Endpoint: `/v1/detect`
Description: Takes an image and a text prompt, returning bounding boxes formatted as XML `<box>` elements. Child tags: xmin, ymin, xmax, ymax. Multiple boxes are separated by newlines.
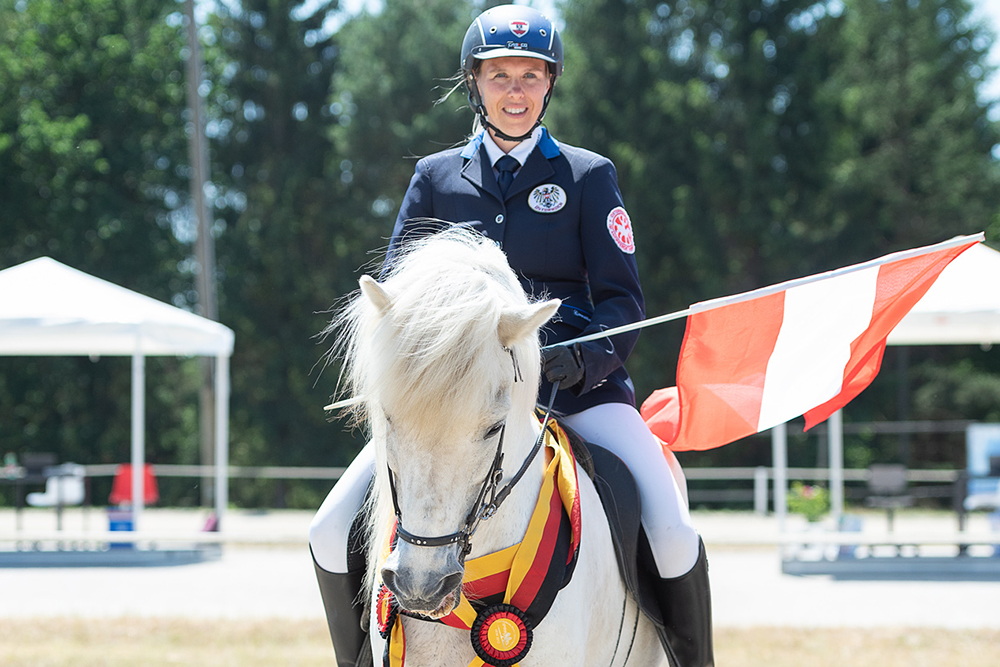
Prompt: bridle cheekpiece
<box><xmin>386</xmin><ymin>346</ymin><xmax>559</xmax><ymax>558</ymax></box>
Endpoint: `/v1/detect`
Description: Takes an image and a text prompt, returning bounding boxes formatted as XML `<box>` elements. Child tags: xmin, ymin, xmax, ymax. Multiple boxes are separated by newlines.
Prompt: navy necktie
<box><xmin>495</xmin><ymin>155</ymin><xmax>520</xmax><ymax>198</ymax></box>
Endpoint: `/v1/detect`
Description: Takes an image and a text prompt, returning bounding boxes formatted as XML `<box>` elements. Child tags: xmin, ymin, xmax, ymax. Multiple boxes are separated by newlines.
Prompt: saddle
<box><xmin>558</xmin><ymin>422</ymin><xmax>665</xmax><ymax>629</ymax></box>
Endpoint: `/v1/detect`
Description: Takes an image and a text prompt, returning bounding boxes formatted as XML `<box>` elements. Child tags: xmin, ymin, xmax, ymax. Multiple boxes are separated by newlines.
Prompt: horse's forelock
<box><xmin>337</xmin><ymin>230</ymin><xmax>547</xmax><ymax>599</ymax></box>
<box><xmin>345</xmin><ymin>231</ymin><xmax>540</xmax><ymax>435</ymax></box>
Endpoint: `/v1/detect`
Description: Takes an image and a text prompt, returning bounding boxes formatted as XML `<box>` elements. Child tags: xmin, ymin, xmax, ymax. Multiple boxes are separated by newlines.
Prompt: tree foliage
<box><xmin>0</xmin><ymin>0</ymin><xmax>200</xmax><ymax>503</ymax></box>
<box><xmin>205</xmin><ymin>0</ymin><xmax>350</xmax><ymax>477</ymax></box>
<box><xmin>1</xmin><ymin>0</ymin><xmax>998</xmax><ymax>506</ymax></box>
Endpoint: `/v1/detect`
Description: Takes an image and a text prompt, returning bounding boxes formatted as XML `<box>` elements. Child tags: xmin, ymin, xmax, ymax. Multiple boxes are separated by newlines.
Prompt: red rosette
<box><xmin>376</xmin><ymin>584</ymin><xmax>398</xmax><ymax>639</ymax></box>
<box><xmin>470</xmin><ymin>603</ymin><xmax>532</xmax><ymax>667</ymax></box>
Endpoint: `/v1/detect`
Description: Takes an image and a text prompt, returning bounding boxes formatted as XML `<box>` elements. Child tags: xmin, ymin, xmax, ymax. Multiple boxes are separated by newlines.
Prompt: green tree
<box><xmin>554</xmin><ymin>0</ymin><xmax>848</xmax><ymax>424</ymax></box>
<box><xmin>324</xmin><ymin>0</ymin><xmax>480</xmax><ymax>261</ymax></box>
<box><xmin>556</xmin><ymin>0</ymin><xmax>1000</xmax><ymax>472</ymax></box>
<box><xmin>200</xmin><ymin>0</ymin><xmax>360</xmax><ymax>507</ymax></box>
<box><xmin>0</xmin><ymin>0</ymin><xmax>201</xmax><ymax>501</ymax></box>
<box><xmin>821</xmin><ymin>0</ymin><xmax>1000</xmax><ymax>469</ymax></box>
<box><xmin>823</xmin><ymin>0</ymin><xmax>1000</xmax><ymax>260</ymax></box>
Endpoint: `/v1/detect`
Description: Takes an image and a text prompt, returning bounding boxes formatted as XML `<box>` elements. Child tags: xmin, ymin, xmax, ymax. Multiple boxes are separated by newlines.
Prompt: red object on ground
<box><xmin>108</xmin><ymin>463</ymin><xmax>160</xmax><ymax>505</ymax></box>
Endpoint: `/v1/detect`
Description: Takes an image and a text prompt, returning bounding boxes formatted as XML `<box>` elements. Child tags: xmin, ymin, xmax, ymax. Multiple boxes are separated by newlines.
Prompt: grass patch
<box><xmin>0</xmin><ymin>619</ymin><xmax>997</xmax><ymax>666</ymax></box>
<box><xmin>716</xmin><ymin>627</ymin><xmax>1000</xmax><ymax>667</ymax></box>
<box><xmin>0</xmin><ymin>617</ymin><xmax>332</xmax><ymax>667</ymax></box>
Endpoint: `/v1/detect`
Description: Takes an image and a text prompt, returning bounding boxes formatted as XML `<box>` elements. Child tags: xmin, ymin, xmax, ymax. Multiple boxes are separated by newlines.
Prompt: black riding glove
<box><xmin>541</xmin><ymin>344</ymin><xmax>585</xmax><ymax>389</ymax></box>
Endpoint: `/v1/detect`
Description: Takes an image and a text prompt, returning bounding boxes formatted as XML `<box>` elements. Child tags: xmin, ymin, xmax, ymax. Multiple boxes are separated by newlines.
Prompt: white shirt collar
<box><xmin>482</xmin><ymin>126</ymin><xmax>543</xmax><ymax>171</ymax></box>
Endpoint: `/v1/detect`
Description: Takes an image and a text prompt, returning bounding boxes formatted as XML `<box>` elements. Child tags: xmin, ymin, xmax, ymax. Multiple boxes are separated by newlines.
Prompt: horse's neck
<box><xmin>467</xmin><ymin>417</ymin><xmax>546</xmax><ymax>558</ymax></box>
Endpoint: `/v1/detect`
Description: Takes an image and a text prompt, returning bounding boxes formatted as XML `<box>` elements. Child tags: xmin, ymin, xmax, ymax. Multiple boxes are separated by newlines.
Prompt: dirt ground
<box><xmin>1</xmin><ymin>618</ymin><xmax>997</xmax><ymax>667</ymax></box>
<box><xmin>3</xmin><ymin>509</ymin><xmax>999</xmax><ymax>664</ymax></box>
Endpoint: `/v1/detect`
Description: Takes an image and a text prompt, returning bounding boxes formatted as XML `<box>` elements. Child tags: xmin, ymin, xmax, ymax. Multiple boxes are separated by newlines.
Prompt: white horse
<box><xmin>334</xmin><ymin>229</ymin><xmax>665</xmax><ymax>667</ymax></box>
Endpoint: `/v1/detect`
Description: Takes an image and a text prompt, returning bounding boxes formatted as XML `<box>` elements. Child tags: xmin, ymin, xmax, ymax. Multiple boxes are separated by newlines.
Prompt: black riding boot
<box><xmin>312</xmin><ymin>548</ymin><xmax>367</xmax><ymax>667</ymax></box>
<box><xmin>653</xmin><ymin>538</ymin><xmax>714</xmax><ymax>667</ymax></box>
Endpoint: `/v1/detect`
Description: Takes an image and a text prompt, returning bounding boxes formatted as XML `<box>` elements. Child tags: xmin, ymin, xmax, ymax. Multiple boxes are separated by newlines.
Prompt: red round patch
<box><xmin>470</xmin><ymin>604</ymin><xmax>532</xmax><ymax>667</ymax></box>
<box><xmin>606</xmin><ymin>206</ymin><xmax>635</xmax><ymax>254</ymax></box>
<box><xmin>376</xmin><ymin>585</ymin><xmax>398</xmax><ymax>639</ymax></box>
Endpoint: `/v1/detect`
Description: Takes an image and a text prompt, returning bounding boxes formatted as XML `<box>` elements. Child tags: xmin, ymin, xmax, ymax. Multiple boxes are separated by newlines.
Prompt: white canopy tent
<box><xmin>886</xmin><ymin>242</ymin><xmax>1000</xmax><ymax>346</ymax></box>
<box><xmin>772</xmin><ymin>242</ymin><xmax>1000</xmax><ymax>527</ymax></box>
<box><xmin>0</xmin><ymin>257</ymin><xmax>234</xmax><ymax>530</ymax></box>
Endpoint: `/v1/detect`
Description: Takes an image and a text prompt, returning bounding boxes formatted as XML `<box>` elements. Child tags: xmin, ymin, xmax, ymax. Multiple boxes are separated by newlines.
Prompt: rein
<box><xmin>386</xmin><ymin>348</ymin><xmax>560</xmax><ymax>558</ymax></box>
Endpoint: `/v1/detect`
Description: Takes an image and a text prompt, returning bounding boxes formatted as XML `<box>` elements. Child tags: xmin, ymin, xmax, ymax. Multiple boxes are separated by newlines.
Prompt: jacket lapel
<box><xmin>461</xmin><ymin>144</ymin><xmax>503</xmax><ymax>203</ymax></box>
<box><xmin>506</xmin><ymin>146</ymin><xmax>555</xmax><ymax>201</ymax></box>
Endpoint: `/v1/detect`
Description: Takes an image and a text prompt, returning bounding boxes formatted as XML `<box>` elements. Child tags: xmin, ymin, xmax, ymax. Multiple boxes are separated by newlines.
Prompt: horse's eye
<box><xmin>485</xmin><ymin>421</ymin><xmax>505</xmax><ymax>440</ymax></box>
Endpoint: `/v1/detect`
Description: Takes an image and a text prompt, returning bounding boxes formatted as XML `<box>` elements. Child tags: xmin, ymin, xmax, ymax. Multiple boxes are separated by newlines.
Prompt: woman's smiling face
<box><xmin>477</xmin><ymin>56</ymin><xmax>551</xmax><ymax>149</ymax></box>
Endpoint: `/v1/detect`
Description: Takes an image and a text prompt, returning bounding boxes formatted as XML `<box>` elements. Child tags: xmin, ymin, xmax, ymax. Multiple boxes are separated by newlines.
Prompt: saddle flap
<box><xmin>574</xmin><ymin>439</ymin><xmax>664</xmax><ymax>628</ymax></box>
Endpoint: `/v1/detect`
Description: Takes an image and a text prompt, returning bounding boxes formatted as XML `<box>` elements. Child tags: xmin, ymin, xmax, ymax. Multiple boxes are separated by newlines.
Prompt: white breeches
<box><xmin>309</xmin><ymin>403</ymin><xmax>700</xmax><ymax>579</ymax></box>
<box><xmin>560</xmin><ymin>402</ymin><xmax>700</xmax><ymax>578</ymax></box>
<box><xmin>309</xmin><ymin>441</ymin><xmax>376</xmax><ymax>574</ymax></box>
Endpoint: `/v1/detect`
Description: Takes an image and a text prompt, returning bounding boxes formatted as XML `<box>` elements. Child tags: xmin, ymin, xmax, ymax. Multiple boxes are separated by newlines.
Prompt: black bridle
<box><xmin>386</xmin><ymin>347</ymin><xmax>560</xmax><ymax>558</ymax></box>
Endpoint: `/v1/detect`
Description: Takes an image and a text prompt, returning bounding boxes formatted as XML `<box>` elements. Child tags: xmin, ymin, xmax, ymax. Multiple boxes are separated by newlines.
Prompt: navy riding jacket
<box><xmin>387</xmin><ymin>129</ymin><xmax>645</xmax><ymax>415</ymax></box>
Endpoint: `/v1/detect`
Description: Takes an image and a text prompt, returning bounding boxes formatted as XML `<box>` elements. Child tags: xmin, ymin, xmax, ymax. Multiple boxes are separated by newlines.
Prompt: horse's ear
<box><xmin>498</xmin><ymin>299</ymin><xmax>560</xmax><ymax>347</ymax></box>
<box><xmin>359</xmin><ymin>275</ymin><xmax>392</xmax><ymax>314</ymax></box>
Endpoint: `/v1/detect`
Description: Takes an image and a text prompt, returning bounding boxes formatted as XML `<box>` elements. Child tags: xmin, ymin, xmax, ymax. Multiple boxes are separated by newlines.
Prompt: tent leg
<box><xmin>214</xmin><ymin>355</ymin><xmax>230</xmax><ymax>530</ymax></box>
<box><xmin>131</xmin><ymin>353</ymin><xmax>146</xmax><ymax>531</ymax></box>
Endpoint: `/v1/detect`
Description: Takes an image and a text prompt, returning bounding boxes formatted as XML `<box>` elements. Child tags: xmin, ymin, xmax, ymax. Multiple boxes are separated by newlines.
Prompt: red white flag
<box><xmin>641</xmin><ymin>234</ymin><xmax>983</xmax><ymax>452</ymax></box>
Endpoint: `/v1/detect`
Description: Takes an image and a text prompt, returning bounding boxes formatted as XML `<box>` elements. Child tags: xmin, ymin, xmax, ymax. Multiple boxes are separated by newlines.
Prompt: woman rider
<box><xmin>309</xmin><ymin>5</ymin><xmax>713</xmax><ymax>667</ymax></box>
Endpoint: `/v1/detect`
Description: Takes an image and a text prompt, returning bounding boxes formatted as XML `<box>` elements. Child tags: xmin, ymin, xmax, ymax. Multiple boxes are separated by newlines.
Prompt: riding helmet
<box><xmin>460</xmin><ymin>5</ymin><xmax>563</xmax><ymax>141</ymax></box>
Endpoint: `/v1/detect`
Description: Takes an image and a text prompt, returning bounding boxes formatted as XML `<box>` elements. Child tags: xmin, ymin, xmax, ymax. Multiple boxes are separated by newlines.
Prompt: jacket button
<box><xmin>495</xmin><ymin>214</ymin><xmax>504</xmax><ymax>224</ymax></box>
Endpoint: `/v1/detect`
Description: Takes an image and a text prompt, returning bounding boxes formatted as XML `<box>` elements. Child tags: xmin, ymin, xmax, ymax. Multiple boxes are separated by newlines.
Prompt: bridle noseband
<box><xmin>386</xmin><ymin>347</ymin><xmax>559</xmax><ymax>558</ymax></box>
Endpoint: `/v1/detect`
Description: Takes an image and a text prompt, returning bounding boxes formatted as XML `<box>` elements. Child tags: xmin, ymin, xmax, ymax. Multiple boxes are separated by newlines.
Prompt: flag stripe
<box><xmin>802</xmin><ymin>240</ymin><xmax>974</xmax><ymax>429</ymax></box>
<box><xmin>757</xmin><ymin>267</ymin><xmax>878</xmax><ymax>431</ymax></box>
<box><xmin>687</xmin><ymin>233</ymin><xmax>984</xmax><ymax>314</ymax></box>
<box><xmin>673</xmin><ymin>291</ymin><xmax>784</xmax><ymax>450</ymax></box>
<box><xmin>660</xmin><ymin>236</ymin><xmax>983</xmax><ymax>452</ymax></box>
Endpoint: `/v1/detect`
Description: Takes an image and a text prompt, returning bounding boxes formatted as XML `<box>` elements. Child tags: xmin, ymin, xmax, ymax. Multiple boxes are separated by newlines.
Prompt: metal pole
<box><xmin>558</xmin><ymin>233</ymin><xmax>983</xmax><ymax>348</ymax></box>
<box><xmin>829</xmin><ymin>409</ymin><xmax>844</xmax><ymax>522</ymax></box>
<box><xmin>754</xmin><ymin>466</ymin><xmax>769</xmax><ymax>516</ymax></box>
<box><xmin>214</xmin><ymin>354</ymin><xmax>230</xmax><ymax>530</ymax></box>
<box><xmin>772</xmin><ymin>423</ymin><xmax>788</xmax><ymax>532</ymax></box>
<box><xmin>131</xmin><ymin>352</ymin><xmax>146</xmax><ymax>531</ymax></box>
<box><xmin>185</xmin><ymin>0</ymin><xmax>215</xmax><ymax>321</ymax></box>
<box><xmin>185</xmin><ymin>0</ymin><xmax>218</xmax><ymax>507</ymax></box>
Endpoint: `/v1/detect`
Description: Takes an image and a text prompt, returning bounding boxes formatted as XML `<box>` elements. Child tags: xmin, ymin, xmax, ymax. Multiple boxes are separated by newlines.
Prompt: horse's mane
<box><xmin>332</xmin><ymin>227</ymin><xmax>541</xmax><ymax>438</ymax></box>
<box><xmin>326</xmin><ymin>227</ymin><xmax>550</xmax><ymax>604</ymax></box>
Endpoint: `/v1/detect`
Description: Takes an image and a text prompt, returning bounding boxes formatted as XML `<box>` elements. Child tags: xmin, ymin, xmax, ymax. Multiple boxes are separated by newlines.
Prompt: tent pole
<box><xmin>829</xmin><ymin>409</ymin><xmax>844</xmax><ymax>522</ymax></box>
<box><xmin>214</xmin><ymin>354</ymin><xmax>230</xmax><ymax>530</ymax></box>
<box><xmin>131</xmin><ymin>352</ymin><xmax>146</xmax><ymax>530</ymax></box>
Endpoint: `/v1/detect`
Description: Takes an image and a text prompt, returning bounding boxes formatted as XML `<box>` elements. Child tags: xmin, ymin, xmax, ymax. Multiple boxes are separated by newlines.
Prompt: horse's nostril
<box><xmin>436</xmin><ymin>571</ymin><xmax>464</xmax><ymax>600</ymax></box>
<box><xmin>381</xmin><ymin>567</ymin><xmax>407</xmax><ymax>600</ymax></box>
<box><xmin>382</xmin><ymin>565</ymin><xmax>465</xmax><ymax>614</ymax></box>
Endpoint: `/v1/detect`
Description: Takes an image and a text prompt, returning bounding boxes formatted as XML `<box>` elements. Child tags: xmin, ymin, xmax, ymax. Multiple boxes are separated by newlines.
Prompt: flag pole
<box><xmin>325</xmin><ymin>233</ymin><xmax>984</xmax><ymax>411</ymax></box>
<box><xmin>555</xmin><ymin>233</ymin><xmax>984</xmax><ymax>348</ymax></box>
<box><xmin>551</xmin><ymin>306</ymin><xmax>695</xmax><ymax>346</ymax></box>
<box><xmin>685</xmin><ymin>233</ymin><xmax>984</xmax><ymax>315</ymax></box>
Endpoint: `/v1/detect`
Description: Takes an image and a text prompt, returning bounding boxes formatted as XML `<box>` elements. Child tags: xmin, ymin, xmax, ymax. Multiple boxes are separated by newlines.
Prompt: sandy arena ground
<box><xmin>1</xmin><ymin>507</ymin><xmax>998</xmax><ymax>628</ymax></box>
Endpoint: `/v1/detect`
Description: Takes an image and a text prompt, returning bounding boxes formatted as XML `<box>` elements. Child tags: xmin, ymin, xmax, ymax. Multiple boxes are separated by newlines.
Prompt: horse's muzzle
<box><xmin>381</xmin><ymin>547</ymin><xmax>465</xmax><ymax>618</ymax></box>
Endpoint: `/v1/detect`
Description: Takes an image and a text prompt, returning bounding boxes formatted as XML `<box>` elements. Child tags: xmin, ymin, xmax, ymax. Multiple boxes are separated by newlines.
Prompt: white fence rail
<box><xmin>75</xmin><ymin>463</ymin><xmax>963</xmax><ymax>516</ymax></box>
